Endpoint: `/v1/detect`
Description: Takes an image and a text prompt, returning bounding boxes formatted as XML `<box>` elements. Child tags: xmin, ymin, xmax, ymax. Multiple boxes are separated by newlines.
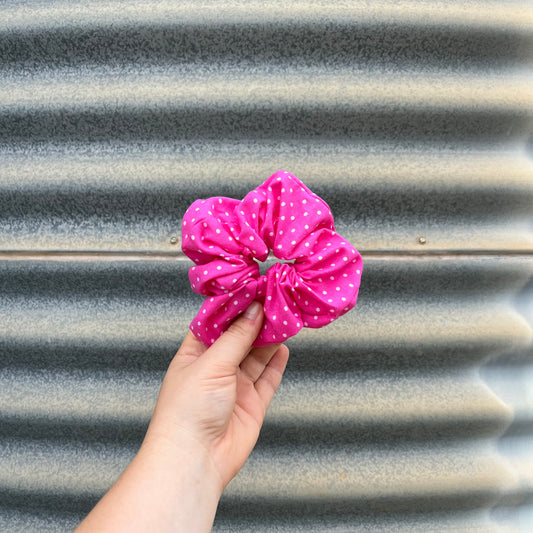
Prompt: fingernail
<box><xmin>243</xmin><ymin>301</ymin><xmax>262</xmax><ymax>320</ymax></box>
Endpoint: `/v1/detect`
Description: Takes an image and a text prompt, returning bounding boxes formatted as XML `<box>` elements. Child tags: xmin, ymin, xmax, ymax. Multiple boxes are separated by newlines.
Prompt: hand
<box><xmin>144</xmin><ymin>300</ymin><xmax>290</xmax><ymax>492</ymax></box>
<box><xmin>75</xmin><ymin>301</ymin><xmax>289</xmax><ymax>533</ymax></box>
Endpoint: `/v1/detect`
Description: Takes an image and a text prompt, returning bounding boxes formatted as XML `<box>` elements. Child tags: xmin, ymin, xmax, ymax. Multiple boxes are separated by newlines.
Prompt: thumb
<box><xmin>203</xmin><ymin>301</ymin><xmax>264</xmax><ymax>370</ymax></box>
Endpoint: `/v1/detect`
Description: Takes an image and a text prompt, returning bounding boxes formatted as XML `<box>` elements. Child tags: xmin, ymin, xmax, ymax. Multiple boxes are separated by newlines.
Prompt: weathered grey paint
<box><xmin>0</xmin><ymin>1</ymin><xmax>532</xmax><ymax>531</ymax></box>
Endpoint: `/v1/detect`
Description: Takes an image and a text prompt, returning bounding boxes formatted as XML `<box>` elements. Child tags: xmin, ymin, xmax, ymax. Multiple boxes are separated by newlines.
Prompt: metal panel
<box><xmin>1</xmin><ymin>1</ymin><xmax>532</xmax><ymax>531</ymax></box>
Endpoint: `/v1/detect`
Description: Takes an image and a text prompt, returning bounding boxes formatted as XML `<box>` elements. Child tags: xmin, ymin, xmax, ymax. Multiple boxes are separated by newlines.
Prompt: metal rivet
<box><xmin>418</xmin><ymin>236</ymin><xmax>427</xmax><ymax>245</ymax></box>
<box><xmin>169</xmin><ymin>236</ymin><xmax>178</xmax><ymax>245</ymax></box>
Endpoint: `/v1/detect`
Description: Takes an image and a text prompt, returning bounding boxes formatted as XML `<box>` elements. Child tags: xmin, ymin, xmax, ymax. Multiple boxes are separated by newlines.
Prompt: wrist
<box><xmin>120</xmin><ymin>432</ymin><xmax>222</xmax><ymax>533</ymax></box>
<box><xmin>76</xmin><ymin>429</ymin><xmax>222</xmax><ymax>533</ymax></box>
<box><xmin>141</xmin><ymin>427</ymin><xmax>225</xmax><ymax>499</ymax></box>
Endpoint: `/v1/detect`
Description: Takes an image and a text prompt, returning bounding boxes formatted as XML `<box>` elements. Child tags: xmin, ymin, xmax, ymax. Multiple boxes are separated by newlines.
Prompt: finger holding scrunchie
<box><xmin>182</xmin><ymin>170</ymin><xmax>363</xmax><ymax>346</ymax></box>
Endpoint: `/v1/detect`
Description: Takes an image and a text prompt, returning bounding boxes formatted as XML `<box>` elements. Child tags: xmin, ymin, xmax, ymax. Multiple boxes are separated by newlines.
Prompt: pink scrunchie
<box><xmin>182</xmin><ymin>170</ymin><xmax>363</xmax><ymax>347</ymax></box>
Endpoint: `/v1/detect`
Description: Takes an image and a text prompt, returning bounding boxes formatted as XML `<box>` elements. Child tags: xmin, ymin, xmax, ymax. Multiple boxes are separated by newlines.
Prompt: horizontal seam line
<box><xmin>0</xmin><ymin>250</ymin><xmax>532</xmax><ymax>261</ymax></box>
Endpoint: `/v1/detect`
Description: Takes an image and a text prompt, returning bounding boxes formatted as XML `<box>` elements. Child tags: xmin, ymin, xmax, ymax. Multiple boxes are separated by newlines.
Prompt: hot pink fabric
<box><xmin>182</xmin><ymin>170</ymin><xmax>363</xmax><ymax>346</ymax></box>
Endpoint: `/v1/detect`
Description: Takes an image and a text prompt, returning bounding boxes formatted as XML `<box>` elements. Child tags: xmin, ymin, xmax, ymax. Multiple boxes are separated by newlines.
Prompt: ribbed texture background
<box><xmin>1</xmin><ymin>1</ymin><xmax>532</xmax><ymax>531</ymax></box>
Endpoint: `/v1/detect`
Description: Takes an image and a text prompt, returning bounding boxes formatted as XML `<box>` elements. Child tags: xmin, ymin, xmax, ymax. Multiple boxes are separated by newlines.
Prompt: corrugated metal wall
<box><xmin>1</xmin><ymin>1</ymin><xmax>532</xmax><ymax>531</ymax></box>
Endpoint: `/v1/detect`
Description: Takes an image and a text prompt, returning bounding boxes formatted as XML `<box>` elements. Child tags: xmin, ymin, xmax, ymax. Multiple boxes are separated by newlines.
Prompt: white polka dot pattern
<box><xmin>182</xmin><ymin>170</ymin><xmax>363</xmax><ymax>346</ymax></box>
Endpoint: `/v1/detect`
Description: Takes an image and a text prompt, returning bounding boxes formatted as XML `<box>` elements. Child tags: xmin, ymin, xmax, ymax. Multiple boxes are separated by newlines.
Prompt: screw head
<box><xmin>418</xmin><ymin>236</ymin><xmax>427</xmax><ymax>245</ymax></box>
<box><xmin>169</xmin><ymin>236</ymin><xmax>178</xmax><ymax>245</ymax></box>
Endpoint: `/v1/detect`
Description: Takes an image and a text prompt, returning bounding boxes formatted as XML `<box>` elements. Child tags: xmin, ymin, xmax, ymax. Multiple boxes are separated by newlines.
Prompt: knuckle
<box><xmin>170</xmin><ymin>353</ymin><xmax>197</xmax><ymax>369</ymax></box>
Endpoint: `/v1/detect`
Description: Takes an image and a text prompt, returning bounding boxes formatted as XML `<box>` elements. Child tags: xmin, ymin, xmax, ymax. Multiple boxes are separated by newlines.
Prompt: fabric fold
<box><xmin>182</xmin><ymin>170</ymin><xmax>363</xmax><ymax>347</ymax></box>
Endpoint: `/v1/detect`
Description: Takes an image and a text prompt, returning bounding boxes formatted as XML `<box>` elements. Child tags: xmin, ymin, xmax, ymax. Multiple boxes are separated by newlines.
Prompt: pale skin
<box><xmin>75</xmin><ymin>301</ymin><xmax>289</xmax><ymax>533</ymax></box>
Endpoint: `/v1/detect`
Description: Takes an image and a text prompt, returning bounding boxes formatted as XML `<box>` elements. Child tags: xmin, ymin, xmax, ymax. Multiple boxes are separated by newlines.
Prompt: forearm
<box><xmin>75</xmin><ymin>437</ymin><xmax>221</xmax><ymax>533</ymax></box>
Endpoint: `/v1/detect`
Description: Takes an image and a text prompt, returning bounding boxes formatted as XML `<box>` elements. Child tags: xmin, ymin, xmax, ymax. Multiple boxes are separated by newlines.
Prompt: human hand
<box><xmin>75</xmin><ymin>301</ymin><xmax>288</xmax><ymax>533</ymax></box>
<box><xmin>143</xmin><ymin>300</ymin><xmax>290</xmax><ymax>493</ymax></box>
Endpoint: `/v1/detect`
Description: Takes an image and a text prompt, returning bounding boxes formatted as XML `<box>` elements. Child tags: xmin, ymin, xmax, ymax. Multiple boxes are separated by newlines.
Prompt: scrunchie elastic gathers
<box><xmin>182</xmin><ymin>170</ymin><xmax>363</xmax><ymax>346</ymax></box>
